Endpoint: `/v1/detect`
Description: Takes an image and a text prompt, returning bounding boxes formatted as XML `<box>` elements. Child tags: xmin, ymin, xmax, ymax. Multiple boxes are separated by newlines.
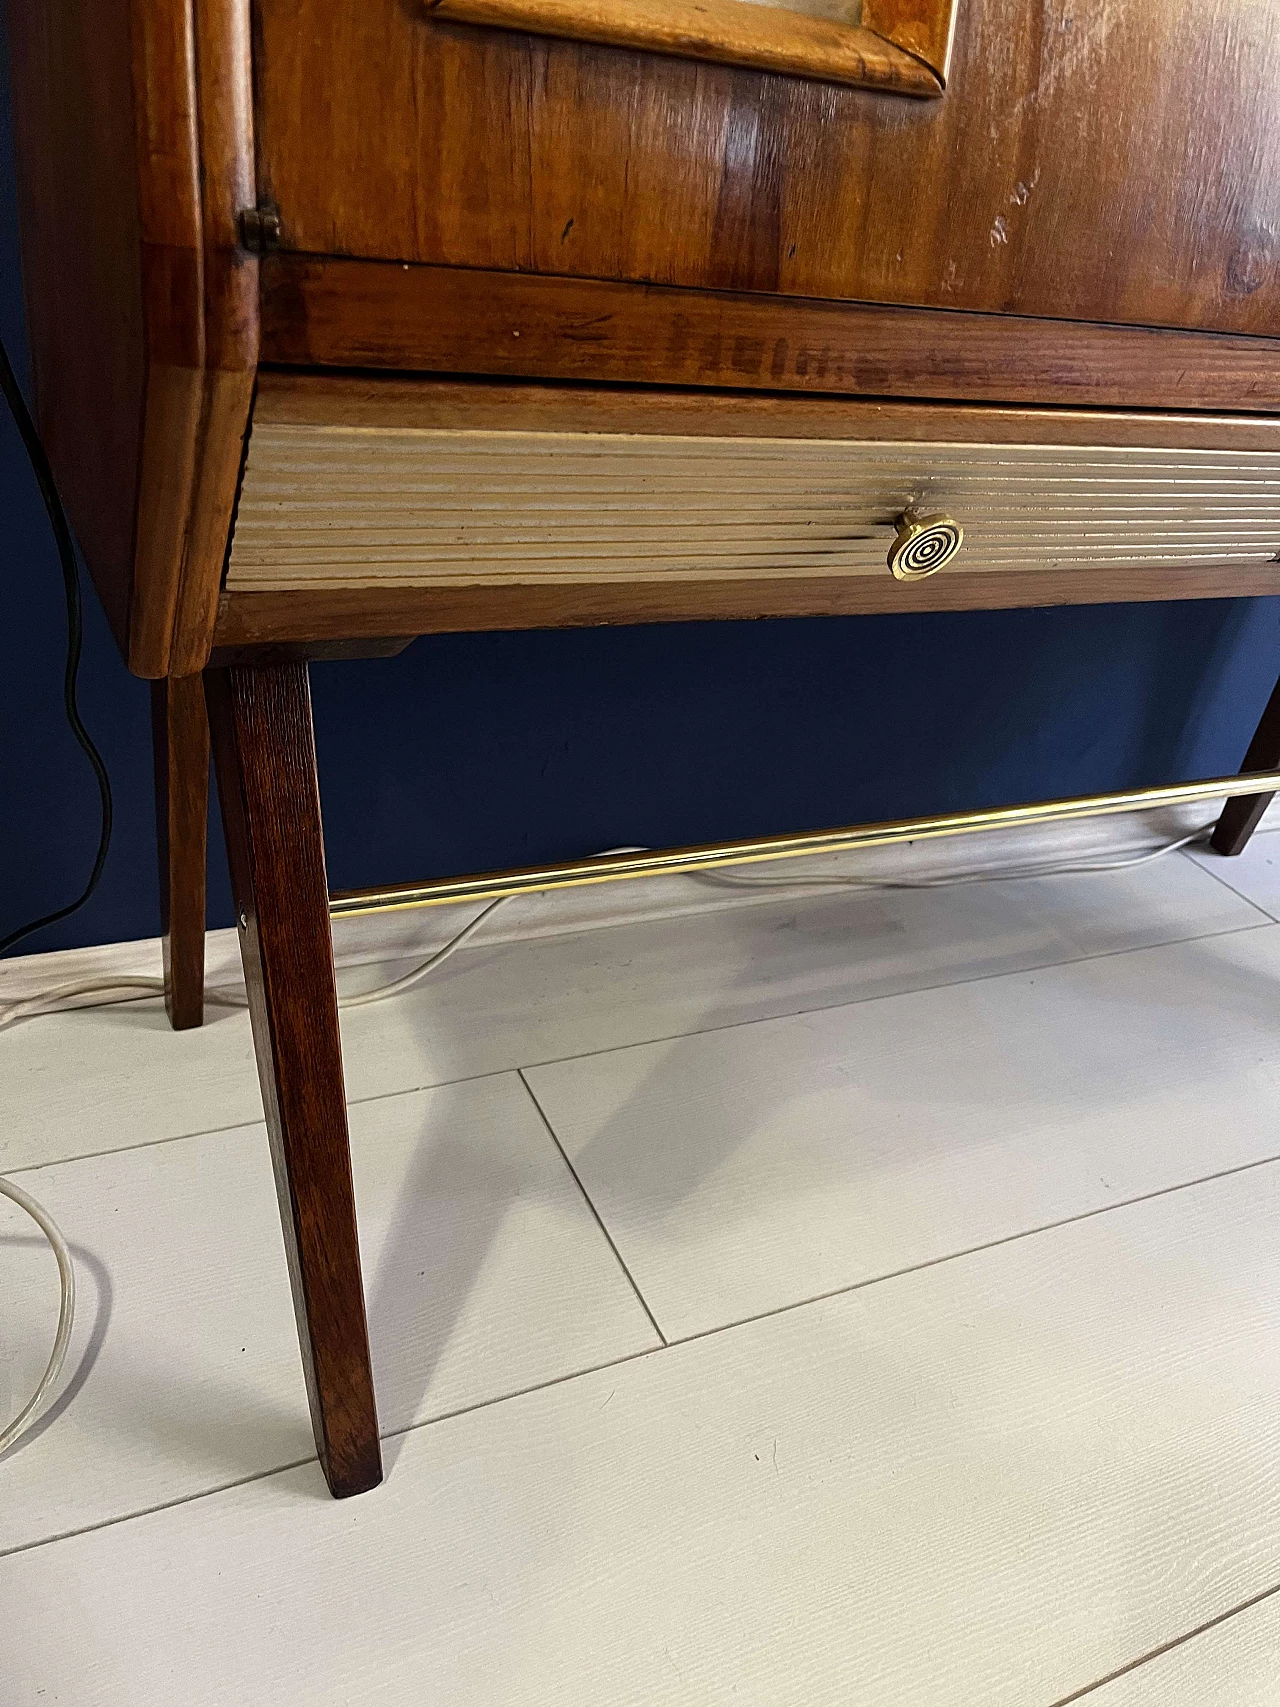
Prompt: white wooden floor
<box><xmin>5</xmin><ymin>809</ymin><xmax>1280</xmax><ymax>1703</ymax></box>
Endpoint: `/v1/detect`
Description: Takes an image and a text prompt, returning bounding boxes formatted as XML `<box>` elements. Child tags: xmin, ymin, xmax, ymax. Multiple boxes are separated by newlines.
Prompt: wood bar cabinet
<box><xmin>9</xmin><ymin>0</ymin><xmax>1280</xmax><ymax>1495</ymax></box>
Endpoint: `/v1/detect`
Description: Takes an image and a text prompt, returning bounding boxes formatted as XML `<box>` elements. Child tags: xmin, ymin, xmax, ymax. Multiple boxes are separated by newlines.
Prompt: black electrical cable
<box><xmin>0</xmin><ymin>331</ymin><xmax>113</xmax><ymax>955</ymax></box>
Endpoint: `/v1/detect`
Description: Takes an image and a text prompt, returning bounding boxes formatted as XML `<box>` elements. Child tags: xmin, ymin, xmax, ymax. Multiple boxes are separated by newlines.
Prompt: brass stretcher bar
<box><xmin>329</xmin><ymin>770</ymin><xmax>1280</xmax><ymax>918</ymax></box>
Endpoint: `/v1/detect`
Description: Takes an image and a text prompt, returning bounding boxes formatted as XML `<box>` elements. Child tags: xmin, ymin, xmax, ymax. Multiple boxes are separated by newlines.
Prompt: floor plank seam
<box><xmin>1177</xmin><ymin>847</ymin><xmax>1280</xmax><ymax>922</ymax></box>
<box><xmin>10</xmin><ymin>1146</ymin><xmax>1280</xmax><ymax>1566</ymax></box>
<box><xmin>0</xmin><ymin>1344</ymin><xmax>667</xmax><ymax>1563</ymax></box>
<box><xmin>661</xmin><ymin>1145</ymin><xmax>1280</xmax><ymax>1351</ymax></box>
<box><xmin>517</xmin><ymin>1068</ymin><xmax>669</xmax><ymax>1346</ymax></box>
<box><xmin>1045</xmin><ymin>1577</ymin><xmax>1280</xmax><ymax>1705</ymax></box>
<box><xmin>6</xmin><ymin>917</ymin><xmax>1273</xmax><ymax>1180</ymax></box>
<box><xmin>377</xmin><ymin>1343</ymin><xmax>666</xmax><ymax>1447</ymax></box>
<box><xmin>0</xmin><ymin>1456</ymin><xmax>317</xmax><ymax>1563</ymax></box>
<box><xmin>496</xmin><ymin>916</ymin><xmax>1276</xmax><ymax>1075</ymax></box>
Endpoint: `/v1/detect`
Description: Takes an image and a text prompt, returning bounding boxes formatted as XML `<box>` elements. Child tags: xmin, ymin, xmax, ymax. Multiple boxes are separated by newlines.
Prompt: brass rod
<box><xmin>328</xmin><ymin>770</ymin><xmax>1280</xmax><ymax>919</ymax></box>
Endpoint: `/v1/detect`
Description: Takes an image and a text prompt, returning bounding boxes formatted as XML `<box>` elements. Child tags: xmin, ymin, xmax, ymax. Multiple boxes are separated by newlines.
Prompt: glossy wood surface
<box><xmin>205</xmin><ymin>662</ymin><xmax>383</xmax><ymax>1498</ymax></box>
<box><xmin>5</xmin><ymin>0</ymin><xmax>256</xmax><ymax>677</ymax></box>
<box><xmin>1211</xmin><ymin>676</ymin><xmax>1280</xmax><ymax>857</ymax></box>
<box><xmin>253</xmin><ymin>0</ymin><xmax>1280</xmax><ymax>333</ymax></box>
<box><xmin>862</xmin><ymin>0</ymin><xmax>957</xmax><ymax>80</ymax></box>
<box><xmin>14</xmin><ymin>0</ymin><xmax>1280</xmax><ymax>680</ymax></box>
<box><xmin>259</xmin><ymin>259</ymin><xmax>1280</xmax><ymax>415</ymax></box>
<box><xmin>167</xmin><ymin>0</ymin><xmax>260</xmax><ymax>676</ymax></box>
<box><xmin>425</xmin><ymin>0</ymin><xmax>941</xmax><ymax>95</ymax></box>
<box><xmin>150</xmin><ymin>675</ymin><xmax>209</xmax><ymax>1030</ymax></box>
<box><xmin>213</xmin><ymin>564</ymin><xmax>1280</xmax><ymax>652</ymax></box>
<box><xmin>255</xmin><ymin>372</ymin><xmax>1280</xmax><ymax>452</ymax></box>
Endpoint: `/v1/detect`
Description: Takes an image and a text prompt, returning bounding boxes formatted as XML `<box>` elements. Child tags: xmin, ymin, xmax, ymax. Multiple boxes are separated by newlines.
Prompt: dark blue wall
<box><xmin>4</xmin><ymin>24</ymin><xmax>1279</xmax><ymax>956</ymax></box>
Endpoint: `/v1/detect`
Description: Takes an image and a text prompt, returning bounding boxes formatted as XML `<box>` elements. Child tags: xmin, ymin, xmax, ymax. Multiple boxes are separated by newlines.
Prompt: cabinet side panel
<box><xmin>127</xmin><ymin>0</ymin><xmax>207</xmax><ymax>676</ymax></box>
<box><xmin>167</xmin><ymin>0</ymin><xmax>259</xmax><ymax>676</ymax></box>
<box><xmin>6</xmin><ymin>0</ymin><xmax>252</xmax><ymax>677</ymax></box>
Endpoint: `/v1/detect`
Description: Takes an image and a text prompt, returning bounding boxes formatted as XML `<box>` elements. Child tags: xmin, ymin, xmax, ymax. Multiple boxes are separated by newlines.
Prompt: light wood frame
<box><xmin>424</xmin><ymin>0</ymin><xmax>958</xmax><ymax>94</ymax></box>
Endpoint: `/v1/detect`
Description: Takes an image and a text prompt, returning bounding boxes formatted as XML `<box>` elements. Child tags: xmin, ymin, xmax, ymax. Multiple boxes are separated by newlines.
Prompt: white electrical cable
<box><xmin>0</xmin><ymin>863</ymin><xmax>621</xmax><ymax>1448</ymax></box>
<box><xmin>336</xmin><ymin>896</ymin><xmax>509</xmax><ymax>1008</ymax></box>
<box><xmin>693</xmin><ymin>826</ymin><xmax>1212</xmax><ymax>894</ymax></box>
<box><xmin>0</xmin><ymin>1174</ymin><xmax>76</xmax><ymax>1458</ymax></box>
<box><xmin>0</xmin><ymin>823</ymin><xmax>1216</xmax><ymax>1452</ymax></box>
<box><xmin>0</xmin><ymin>973</ymin><xmax>167</xmax><ymax>1028</ymax></box>
<box><xmin>333</xmin><ymin>847</ymin><xmax>649</xmax><ymax>1008</ymax></box>
<box><xmin>0</xmin><ymin>828</ymin><xmax>1214</xmax><ymax>1032</ymax></box>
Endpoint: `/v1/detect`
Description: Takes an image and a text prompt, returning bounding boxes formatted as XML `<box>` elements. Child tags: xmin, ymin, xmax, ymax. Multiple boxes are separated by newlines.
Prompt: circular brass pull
<box><xmin>888</xmin><ymin>510</ymin><xmax>964</xmax><ymax>582</ymax></box>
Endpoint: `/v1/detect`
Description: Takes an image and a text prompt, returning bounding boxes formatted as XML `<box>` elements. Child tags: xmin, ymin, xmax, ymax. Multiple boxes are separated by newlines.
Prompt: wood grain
<box><xmin>1083</xmin><ymin>1591</ymin><xmax>1280</xmax><ymax>1705</ymax></box>
<box><xmin>205</xmin><ymin>661</ymin><xmax>383</xmax><ymax>1499</ymax></box>
<box><xmin>6</xmin><ymin>0</ymin><xmax>257</xmax><ymax>678</ymax></box>
<box><xmin>253</xmin><ymin>0</ymin><xmax>1280</xmax><ymax>332</ymax></box>
<box><xmin>863</xmin><ymin>0</ymin><xmax>957</xmax><ymax>80</ymax></box>
<box><xmin>212</xmin><ymin>563</ymin><xmax>1280</xmax><ymax>649</ymax></box>
<box><xmin>167</xmin><ymin>0</ymin><xmax>259</xmax><ymax>676</ymax></box>
<box><xmin>258</xmin><ymin>258</ymin><xmax>1280</xmax><ymax>414</ymax></box>
<box><xmin>255</xmin><ymin>372</ymin><xmax>1280</xmax><ymax>450</ymax></box>
<box><xmin>425</xmin><ymin>0</ymin><xmax>941</xmax><ymax>94</ymax></box>
<box><xmin>150</xmin><ymin>675</ymin><xmax>209</xmax><ymax>1031</ymax></box>
<box><xmin>1210</xmin><ymin>675</ymin><xmax>1280</xmax><ymax>857</ymax></box>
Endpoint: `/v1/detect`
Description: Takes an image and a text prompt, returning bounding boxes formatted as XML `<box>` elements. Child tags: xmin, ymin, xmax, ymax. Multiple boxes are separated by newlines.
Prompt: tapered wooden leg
<box><xmin>205</xmin><ymin>661</ymin><xmax>383</xmax><ymax>1499</ymax></box>
<box><xmin>1211</xmin><ymin>673</ymin><xmax>1280</xmax><ymax>856</ymax></box>
<box><xmin>150</xmin><ymin>675</ymin><xmax>209</xmax><ymax>1030</ymax></box>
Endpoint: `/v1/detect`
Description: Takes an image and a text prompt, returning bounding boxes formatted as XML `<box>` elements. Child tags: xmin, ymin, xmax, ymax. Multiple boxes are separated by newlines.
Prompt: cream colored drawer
<box><xmin>225</xmin><ymin>389</ymin><xmax>1280</xmax><ymax>596</ymax></box>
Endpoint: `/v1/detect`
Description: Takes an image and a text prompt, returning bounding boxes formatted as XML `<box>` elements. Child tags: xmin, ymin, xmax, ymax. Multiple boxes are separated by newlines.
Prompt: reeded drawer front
<box><xmin>226</xmin><ymin>422</ymin><xmax>1280</xmax><ymax>594</ymax></box>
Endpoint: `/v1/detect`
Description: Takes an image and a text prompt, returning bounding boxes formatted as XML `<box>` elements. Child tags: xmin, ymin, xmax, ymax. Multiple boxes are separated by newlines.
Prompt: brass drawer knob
<box><xmin>888</xmin><ymin>510</ymin><xmax>964</xmax><ymax>581</ymax></box>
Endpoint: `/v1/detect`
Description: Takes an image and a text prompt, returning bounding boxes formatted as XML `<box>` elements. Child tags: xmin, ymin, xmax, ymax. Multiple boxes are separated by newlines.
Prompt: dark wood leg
<box><xmin>1211</xmin><ymin>673</ymin><xmax>1280</xmax><ymax>856</ymax></box>
<box><xmin>150</xmin><ymin>675</ymin><xmax>209</xmax><ymax>1030</ymax></box>
<box><xmin>205</xmin><ymin>661</ymin><xmax>383</xmax><ymax>1499</ymax></box>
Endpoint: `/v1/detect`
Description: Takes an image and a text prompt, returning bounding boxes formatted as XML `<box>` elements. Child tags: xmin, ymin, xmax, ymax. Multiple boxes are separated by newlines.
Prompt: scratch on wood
<box><xmin>1011</xmin><ymin>168</ymin><xmax>1041</xmax><ymax>207</ymax></box>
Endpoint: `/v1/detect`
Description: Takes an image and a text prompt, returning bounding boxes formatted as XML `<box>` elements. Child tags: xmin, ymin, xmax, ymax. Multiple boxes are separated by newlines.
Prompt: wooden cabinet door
<box><xmin>252</xmin><ymin>0</ymin><xmax>1280</xmax><ymax>332</ymax></box>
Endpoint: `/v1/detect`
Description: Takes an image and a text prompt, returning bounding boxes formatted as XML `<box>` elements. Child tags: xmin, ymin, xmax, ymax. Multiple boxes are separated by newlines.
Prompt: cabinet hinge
<box><xmin>238</xmin><ymin>205</ymin><xmax>282</xmax><ymax>254</ymax></box>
